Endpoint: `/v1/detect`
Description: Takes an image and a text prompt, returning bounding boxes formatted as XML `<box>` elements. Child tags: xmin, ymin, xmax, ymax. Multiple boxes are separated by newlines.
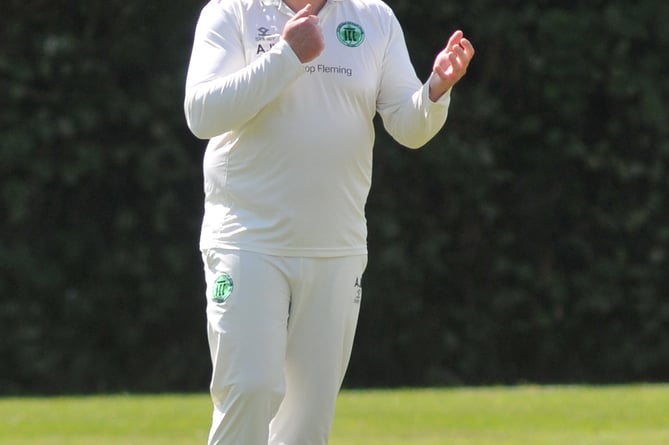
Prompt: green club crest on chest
<box><xmin>336</xmin><ymin>22</ymin><xmax>365</xmax><ymax>47</ymax></box>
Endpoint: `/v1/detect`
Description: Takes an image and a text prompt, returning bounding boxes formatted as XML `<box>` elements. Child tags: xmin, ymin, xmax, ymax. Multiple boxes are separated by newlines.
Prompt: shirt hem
<box><xmin>199</xmin><ymin>241</ymin><xmax>368</xmax><ymax>258</ymax></box>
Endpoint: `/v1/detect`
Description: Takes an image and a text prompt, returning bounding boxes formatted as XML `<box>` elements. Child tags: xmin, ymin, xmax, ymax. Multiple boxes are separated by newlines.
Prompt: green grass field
<box><xmin>1</xmin><ymin>385</ymin><xmax>668</xmax><ymax>444</ymax></box>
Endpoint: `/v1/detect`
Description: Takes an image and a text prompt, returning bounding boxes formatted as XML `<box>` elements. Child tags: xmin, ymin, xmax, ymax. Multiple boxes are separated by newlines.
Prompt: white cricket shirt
<box><xmin>185</xmin><ymin>0</ymin><xmax>451</xmax><ymax>257</ymax></box>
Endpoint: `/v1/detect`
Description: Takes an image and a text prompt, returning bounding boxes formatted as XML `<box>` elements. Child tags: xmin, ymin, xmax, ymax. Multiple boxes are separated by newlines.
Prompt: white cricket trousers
<box><xmin>201</xmin><ymin>249</ymin><xmax>366</xmax><ymax>445</ymax></box>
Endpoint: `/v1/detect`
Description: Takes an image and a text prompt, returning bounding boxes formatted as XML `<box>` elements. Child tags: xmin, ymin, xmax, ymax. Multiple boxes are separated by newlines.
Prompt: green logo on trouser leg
<box><xmin>212</xmin><ymin>273</ymin><xmax>233</xmax><ymax>303</ymax></box>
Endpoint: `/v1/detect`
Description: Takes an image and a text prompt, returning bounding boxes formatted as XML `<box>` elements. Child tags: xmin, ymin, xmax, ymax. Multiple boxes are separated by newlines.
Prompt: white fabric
<box><xmin>184</xmin><ymin>0</ymin><xmax>451</xmax><ymax>258</ymax></box>
<box><xmin>202</xmin><ymin>248</ymin><xmax>367</xmax><ymax>445</ymax></box>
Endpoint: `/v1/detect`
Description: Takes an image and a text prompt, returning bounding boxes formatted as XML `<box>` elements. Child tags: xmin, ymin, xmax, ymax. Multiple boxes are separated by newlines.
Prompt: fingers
<box><xmin>428</xmin><ymin>30</ymin><xmax>474</xmax><ymax>100</ymax></box>
<box><xmin>433</xmin><ymin>64</ymin><xmax>447</xmax><ymax>79</ymax></box>
<box><xmin>430</xmin><ymin>30</ymin><xmax>474</xmax><ymax>97</ymax></box>
<box><xmin>461</xmin><ymin>38</ymin><xmax>475</xmax><ymax>58</ymax></box>
<box><xmin>446</xmin><ymin>30</ymin><xmax>464</xmax><ymax>50</ymax></box>
<box><xmin>443</xmin><ymin>31</ymin><xmax>475</xmax><ymax>74</ymax></box>
<box><xmin>293</xmin><ymin>3</ymin><xmax>313</xmax><ymax>19</ymax></box>
<box><xmin>287</xmin><ymin>4</ymin><xmax>320</xmax><ymax>29</ymax></box>
<box><xmin>444</xmin><ymin>31</ymin><xmax>474</xmax><ymax>60</ymax></box>
<box><xmin>452</xmin><ymin>44</ymin><xmax>467</xmax><ymax>62</ymax></box>
<box><xmin>449</xmin><ymin>51</ymin><xmax>467</xmax><ymax>77</ymax></box>
<box><xmin>282</xmin><ymin>4</ymin><xmax>324</xmax><ymax>63</ymax></box>
<box><xmin>291</xmin><ymin>4</ymin><xmax>319</xmax><ymax>25</ymax></box>
<box><xmin>433</xmin><ymin>52</ymin><xmax>462</xmax><ymax>80</ymax></box>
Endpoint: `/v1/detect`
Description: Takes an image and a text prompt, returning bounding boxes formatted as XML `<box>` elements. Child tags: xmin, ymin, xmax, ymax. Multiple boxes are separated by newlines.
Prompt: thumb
<box><xmin>292</xmin><ymin>4</ymin><xmax>313</xmax><ymax>19</ymax></box>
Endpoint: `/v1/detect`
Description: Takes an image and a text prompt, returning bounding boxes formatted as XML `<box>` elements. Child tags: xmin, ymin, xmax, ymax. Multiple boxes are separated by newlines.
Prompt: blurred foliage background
<box><xmin>1</xmin><ymin>0</ymin><xmax>668</xmax><ymax>394</ymax></box>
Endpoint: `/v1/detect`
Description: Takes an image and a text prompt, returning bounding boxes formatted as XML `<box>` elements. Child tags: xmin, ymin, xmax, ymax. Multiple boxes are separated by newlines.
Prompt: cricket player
<box><xmin>184</xmin><ymin>0</ymin><xmax>474</xmax><ymax>443</ymax></box>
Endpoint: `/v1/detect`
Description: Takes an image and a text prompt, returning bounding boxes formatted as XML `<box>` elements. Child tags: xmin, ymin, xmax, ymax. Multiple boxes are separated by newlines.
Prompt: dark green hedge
<box><xmin>1</xmin><ymin>1</ymin><xmax>668</xmax><ymax>393</ymax></box>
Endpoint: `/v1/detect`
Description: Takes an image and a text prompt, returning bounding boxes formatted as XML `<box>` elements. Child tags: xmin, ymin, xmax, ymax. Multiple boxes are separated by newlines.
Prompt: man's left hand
<box><xmin>429</xmin><ymin>30</ymin><xmax>475</xmax><ymax>101</ymax></box>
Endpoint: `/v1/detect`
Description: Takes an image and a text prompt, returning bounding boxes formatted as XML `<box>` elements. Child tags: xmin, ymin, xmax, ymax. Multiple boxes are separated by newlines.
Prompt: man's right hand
<box><xmin>282</xmin><ymin>4</ymin><xmax>324</xmax><ymax>63</ymax></box>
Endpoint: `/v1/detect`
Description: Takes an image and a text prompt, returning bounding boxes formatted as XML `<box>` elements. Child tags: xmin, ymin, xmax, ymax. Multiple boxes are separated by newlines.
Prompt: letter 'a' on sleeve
<box><xmin>184</xmin><ymin>1</ymin><xmax>303</xmax><ymax>139</ymax></box>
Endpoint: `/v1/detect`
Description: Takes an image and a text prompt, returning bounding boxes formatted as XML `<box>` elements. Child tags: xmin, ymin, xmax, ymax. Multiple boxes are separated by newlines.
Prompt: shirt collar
<box><xmin>260</xmin><ymin>0</ymin><xmax>343</xmax><ymax>6</ymax></box>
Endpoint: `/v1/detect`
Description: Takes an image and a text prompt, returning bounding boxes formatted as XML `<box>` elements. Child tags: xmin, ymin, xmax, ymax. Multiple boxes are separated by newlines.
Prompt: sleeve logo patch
<box><xmin>336</xmin><ymin>22</ymin><xmax>365</xmax><ymax>47</ymax></box>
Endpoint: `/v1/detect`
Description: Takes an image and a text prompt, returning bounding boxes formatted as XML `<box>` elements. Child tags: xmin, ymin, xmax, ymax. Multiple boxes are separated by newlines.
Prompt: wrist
<box><xmin>428</xmin><ymin>72</ymin><xmax>452</xmax><ymax>102</ymax></box>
